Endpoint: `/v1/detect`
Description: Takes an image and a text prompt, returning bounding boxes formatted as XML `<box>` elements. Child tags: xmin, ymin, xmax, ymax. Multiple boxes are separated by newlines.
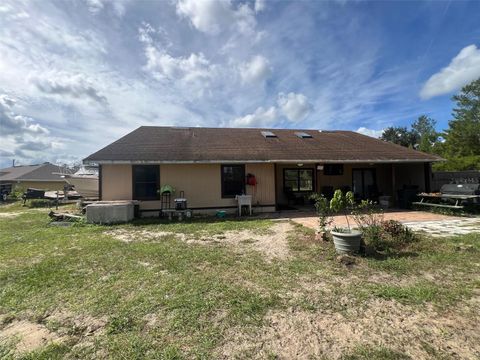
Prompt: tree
<box><xmin>443</xmin><ymin>78</ymin><xmax>480</xmax><ymax>157</ymax></box>
<box><xmin>381</xmin><ymin>126</ymin><xmax>418</xmax><ymax>148</ymax></box>
<box><xmin>411</xmin><ymin>115</ymin><xmax>438</xmax><ymax>153</ymax></box>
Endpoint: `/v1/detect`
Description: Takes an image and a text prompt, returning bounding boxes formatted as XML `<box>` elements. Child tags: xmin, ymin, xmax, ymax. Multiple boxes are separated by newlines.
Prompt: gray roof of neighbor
<box><xmin>84</xmin><ymin>126</ymin><xmax>443</xmax><ymax>163</ymax></box>
<box><xmin>0</xmin><ymin>163</ymin><xmax>66</xmax><ymax>182</ymax></box>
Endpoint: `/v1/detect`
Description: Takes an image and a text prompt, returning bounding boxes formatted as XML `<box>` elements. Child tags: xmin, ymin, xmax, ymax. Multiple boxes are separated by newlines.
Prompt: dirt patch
<box><xmin>0</xmin><ymin>311</ymin><xmax>107</xmax><ymax>355</ymax></box>
<box><xmin>187</xmin><ymin>222</ymin><xmax>293</xmax><ymax>260</ymax></box>
<box><xmin>104</xmin><ymin>222</ymin><xmax>294</xmax><ymax>261</ymax></box>
<box><xmin>0</xmin><ymin>212</ymin><xmax>23</xmax><ymax>218</ymax></box>
<box><xmin>218</xmin><ymin>298</ymin><xmax>480</xmax><ymax>359</ymax></box>
<box><xmin>46</xmin><ymin>310</ymin><xmax>107</xmax><ymax>337</ymax></box>
<box><xmin>104</xmin><ymin>229</ymin><xmax>186</xmax><ymax>243</ymax></box>
<box><xmin>0</xmin><ymin>320</ymin><xmax>61</xmax><ymax>354</ymax></box>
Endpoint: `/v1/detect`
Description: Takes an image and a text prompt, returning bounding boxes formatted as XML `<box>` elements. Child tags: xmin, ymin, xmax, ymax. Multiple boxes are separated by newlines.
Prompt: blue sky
<box><xmin>1</xmin><ymin>0</ymin><xmax>480</xmax><ymax>168</ymax></box>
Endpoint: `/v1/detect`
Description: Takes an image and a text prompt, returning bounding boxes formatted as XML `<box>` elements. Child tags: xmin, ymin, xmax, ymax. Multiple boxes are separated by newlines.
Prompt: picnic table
<box><xmin>413</xmin><ymin>193</ymin><xmax>480</xmax><ymax>210</ymax></box>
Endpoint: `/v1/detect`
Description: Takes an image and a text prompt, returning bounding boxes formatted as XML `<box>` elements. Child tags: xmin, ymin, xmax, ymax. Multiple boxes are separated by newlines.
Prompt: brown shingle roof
<box><xmin>0</xmin><ymin>163</ymin><xmax>66</xmax><ymax>182</ymax></box>
<box><xmin>84</xmin><ymin>126</ymin><xmax>443</xmax><ymax>163</ymax></box>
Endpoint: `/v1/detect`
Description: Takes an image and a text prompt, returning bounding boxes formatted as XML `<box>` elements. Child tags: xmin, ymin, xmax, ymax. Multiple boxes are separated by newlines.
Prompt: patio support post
<box><xmin>391</xmin><ymin>164</ymin><xmax>396</xmax><ymax>206</ymax></box>
<box><xmin>424</xmin><ymin>162</ymin><xmax>432</xmax><ymax>193</ymax></box>
<box><xmin>274</xmin><ymin>163</ymin><xmax>278</xmax><ymax>211</ymax></box>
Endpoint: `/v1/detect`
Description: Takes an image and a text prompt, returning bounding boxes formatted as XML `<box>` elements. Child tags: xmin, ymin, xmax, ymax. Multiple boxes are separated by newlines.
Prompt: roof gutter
<box><xmin>84</xmin><ymin>158</ymin><xmax>444</xmax><ymax>165</ymax></box>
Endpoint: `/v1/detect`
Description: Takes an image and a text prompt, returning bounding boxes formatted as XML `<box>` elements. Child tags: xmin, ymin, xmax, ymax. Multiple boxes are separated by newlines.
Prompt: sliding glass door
<box><xmin>352</xmin><ymin>169</ymin><xmax>377</xmax><ymax>200</ymax></box>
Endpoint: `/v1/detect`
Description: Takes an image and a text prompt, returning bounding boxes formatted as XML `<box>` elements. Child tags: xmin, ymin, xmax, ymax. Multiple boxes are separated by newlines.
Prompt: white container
<box><xmin>86</xmin><ymin>201</ymin><xmax>134</xmax><ymax>224</ymax></box>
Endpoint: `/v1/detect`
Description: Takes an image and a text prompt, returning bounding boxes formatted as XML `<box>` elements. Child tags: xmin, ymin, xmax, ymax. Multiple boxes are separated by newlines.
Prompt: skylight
<box><xmin>261</xmin><ymin>131</ymin><xmax>277</xmax><ymax>138</ymax></box>
<box><xmin>295</xmin><ymin>132</ymin><xmax>312</xmax><ymax>138</ymax></box>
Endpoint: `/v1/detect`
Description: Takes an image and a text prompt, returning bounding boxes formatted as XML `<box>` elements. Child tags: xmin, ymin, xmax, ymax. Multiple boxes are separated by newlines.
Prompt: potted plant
<box><xmin>329</xmin><ymin>189</ymin><xmax>362</xmax><ymax>254</ymax></box>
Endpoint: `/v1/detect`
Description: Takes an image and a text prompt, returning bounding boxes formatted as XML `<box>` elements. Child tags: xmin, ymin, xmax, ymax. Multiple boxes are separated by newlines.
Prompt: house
<box><xmin>83</xmin><ymin>126</ymin><xmax>443</xmax><ymax>215</ymax></box>
<box><xmin>0</xmin><ymin>162</ymin><xmax>68</xmax><ymax>194</ymax></box>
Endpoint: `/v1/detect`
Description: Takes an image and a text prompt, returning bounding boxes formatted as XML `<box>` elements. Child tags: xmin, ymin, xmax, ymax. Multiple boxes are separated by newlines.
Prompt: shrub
<box><xmin>362</xmin><ymin>220</ymin><xmax>416</xmax><ymax>253</ymax></box>
<box><xmin>28</xmin><ymin>199</ymin><xmax>51</xmax><ymax>208</ymax></box>
<box><xmin>10</xmin><ymin>186</ymin><xmax>26</xmax><ymax>200</ymax></box>
<box><xmin>330</xmin><ymin>189</ymin><xmax>355</xmax><ymax>231</ymax></box>
<box><xmin>352</xmin><ymin>200</ymin><xmax>384</xmax><ymax>230</ymax></box>
<box><xmin>310</xmin><ymin>193</ymin><xmax>332</xmax><ymax>240</ymax></box>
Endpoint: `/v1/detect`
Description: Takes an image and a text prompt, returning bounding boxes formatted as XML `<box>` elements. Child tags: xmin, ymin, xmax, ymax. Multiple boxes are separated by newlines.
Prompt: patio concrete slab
<box><xmin>290</xmin><ymin>210</ymin><xmax>480</xmax><ymax>237</ymax></box>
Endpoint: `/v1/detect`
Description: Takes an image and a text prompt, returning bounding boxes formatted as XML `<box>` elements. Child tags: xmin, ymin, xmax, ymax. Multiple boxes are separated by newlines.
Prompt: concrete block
<box><xmin>86</xmin><ymin>201</ymin><xmax>134</xmax><ymax>224</ymax></box>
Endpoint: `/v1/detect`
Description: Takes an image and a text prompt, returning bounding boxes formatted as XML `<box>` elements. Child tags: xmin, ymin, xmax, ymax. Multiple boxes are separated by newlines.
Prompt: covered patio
<box><xmin>274</xmin><ymin>161</ymin><xmax>432</xmax><ymax>210</ymax></box>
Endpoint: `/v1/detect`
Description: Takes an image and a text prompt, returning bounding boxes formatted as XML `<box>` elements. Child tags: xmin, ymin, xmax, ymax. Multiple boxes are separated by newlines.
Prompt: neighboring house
<box><xmin>0</xmin><ymin>162</ymin><xmax>68</xmax><ymax>194</ymax></box>
<box><xmin>84</xmin><ymin>126</ymin><xmax>443</xmax><ymax>215</ymax></box>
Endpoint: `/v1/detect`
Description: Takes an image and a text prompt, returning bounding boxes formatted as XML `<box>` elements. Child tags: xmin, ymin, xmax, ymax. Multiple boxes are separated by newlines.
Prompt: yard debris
<box><xmin>48</xmin><ymin>211</ymin><xmax>83</xmax><ymax>221</ymax></box>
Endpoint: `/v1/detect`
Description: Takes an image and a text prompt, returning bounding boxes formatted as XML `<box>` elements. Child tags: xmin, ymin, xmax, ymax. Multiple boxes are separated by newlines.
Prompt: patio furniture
<box><xmin>413</xmin><ymin>183</ymin><xmax>480</xmax><ymax>210</ymax></box>
<box><xmin>235</xmin><ymin>194</ymin><xmax>252</xmax><ymax>216</ymax></box>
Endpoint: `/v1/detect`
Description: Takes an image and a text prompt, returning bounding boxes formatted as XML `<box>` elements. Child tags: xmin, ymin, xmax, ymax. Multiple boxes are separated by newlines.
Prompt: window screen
<box><xmin>324</xmin><ymin>164</ymin><xmax>344</xmax><ymax>175</ymax></box>
<box><xmin>132</xmin><ymin>165</ymin><xmax>159</xmax><ymax>200</ymax></box>
<box><xmin>221</xmin><ymin>165</ymin><xmax>245</xmax><ymax>198</ymax></box>
<box><xmin>284</xmin><ymin>168</ymin><xmax>314</xmax><ymax>192</ymax></box>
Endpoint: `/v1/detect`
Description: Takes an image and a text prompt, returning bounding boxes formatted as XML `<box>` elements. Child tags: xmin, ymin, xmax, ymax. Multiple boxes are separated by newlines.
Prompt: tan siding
<box><xmin>13</xmin><ymin>181</ymin><xmax>66</xmax><ymax>191</ymax></box>
<box><xmin>102</xmin><ymin>164</ymin><xmax>132</xmax><ymax>200</ymax></box>
<box><xmin>245</xmin><ymin>163</ymin><xmax>275</xmax><ymax>205</ymax></box>
<box><xmin>160</xmin><ymin>163</ymin><xmax>275</xmax><ymax>209</ymax></box>
<box><xmin>161</xmin><ymin>164</ymin><xmax>230</xmax><ymax>208</ymax></box>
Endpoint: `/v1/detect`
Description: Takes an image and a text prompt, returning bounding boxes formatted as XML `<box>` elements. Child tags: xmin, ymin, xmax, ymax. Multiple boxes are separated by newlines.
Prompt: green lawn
<box><xmin>0</xmin><ymin>203</ymin><xmax>479</xmax><ymax>359</ymax></box>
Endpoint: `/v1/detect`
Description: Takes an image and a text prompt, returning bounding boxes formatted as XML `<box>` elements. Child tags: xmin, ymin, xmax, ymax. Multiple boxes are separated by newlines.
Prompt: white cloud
<box><xmin>139</xmin><ymin>24</ymin><xmax>216</xmax><ymax>87</ymax></box>
<box><xmin>239</xmin><ymin>55</ymin><xmax>271</xmax><ymax>84</ymax></box>
<box><xmin>85</xmin><ymin>0</ymin><xmax>129</xmax><ymax>17</ymax></box>
<box><xmin>231</xmin><ymin>106</ymin><xmax>277</xmax><ymax>127</ymax></box>
<box><xmin>420</xmin><ymin>44</ymin><xmax>480</xmax><ymax>99</ymax></box>
<box><xmin>31</xmin><ymin>72</ymin><xmax>107</xmax><ymax>104</ymax></box>
<box><xmin>0</xmin><ymin>94</ymin><xmax>60</xmax><ymax>166</ymax></box>
<box><xmin>231</xmin><ymin>92</ymin><xmax>313</xmax><ymax>127</ymax></box>
<box><xmin>0</xmin><ymin>95</ymin><xmax>49</xmax><ymax>136</ymax></box>
<box><xmin>356</xmin><ymin>127</ymin><xmax>383</xmax><ymax>138</ymax></box>
<box><xmin>175</xmin><ymin>0</ymin><xmax>256</xmax><ymax>35</ymax></box>
<box><xmin>144</xmin><ymin>48</ymin><xmax>215</xmax><ymax>84</ymax></box>
<box><xmin>277</xmin><ymin>92</ymin><xmax>313</xmax><ymax>122</ymax></box>
<box><xmin>254</xmin><ymin>0</ymin><xmax>266</xmax><ymax>13</ymax></box>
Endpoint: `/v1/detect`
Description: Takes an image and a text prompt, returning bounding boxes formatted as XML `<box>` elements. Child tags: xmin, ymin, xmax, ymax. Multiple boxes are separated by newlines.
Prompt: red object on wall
<box><xmin>246</xmin><ymin>174</ymin><xmax>257</xmax><ymax>186</ymax></box>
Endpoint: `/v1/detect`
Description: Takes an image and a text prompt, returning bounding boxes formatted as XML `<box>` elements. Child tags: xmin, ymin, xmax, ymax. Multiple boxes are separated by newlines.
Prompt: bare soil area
<box><xmin>0</xmin><ymin>310</ymin><xmax>107</xmax><ymax>356</ymax></box>
<box><xmin>219</xmin><ymin>297</ymin><xmax>480</xmax><ymax>359</ymax></box>
<box><xmin>0</xmin><ymin>320</ymin><xmax>60</xmax><ymax>354</ymax></box>
<box><xmin>104</xmin><ymin>221</ymin><xmax>293</xmax><ymax>261</ymax></box>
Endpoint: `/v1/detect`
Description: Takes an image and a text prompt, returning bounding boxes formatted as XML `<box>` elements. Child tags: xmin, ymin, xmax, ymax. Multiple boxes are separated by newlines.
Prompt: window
<box><xmin>283</xmin><ymin>168</ymin><xmax>314</xmax><ymax>192</ymax></box>
<box><xmin>221</xmin><ymin>165</ymin><xmax>245</xmax><ymax>198</ymax></box>
<box><xmin>261</xmin><ymin>131</ymin><xmax>277</xmax><ymax>138</ymax></box>
<box><xmin>294</xmin><ymin>132</ymin><xmax>312</xmax><ymax>138</ymax></box>
<box><xmin>324</xmin><ymin>164</ymin><xmax>344</xmax><ymax>175</ymax></box>
<box><xmin>132</xmin><ymin>165</ymin><xmax>159</xmax><ymax>200</ymax></box>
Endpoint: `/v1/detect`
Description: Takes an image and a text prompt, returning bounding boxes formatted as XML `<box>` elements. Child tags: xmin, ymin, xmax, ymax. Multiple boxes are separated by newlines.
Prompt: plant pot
<box><xmin>331</xmin><ymin>229</ymin><xmax>362</xmax><ymax>254</ymax></box>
